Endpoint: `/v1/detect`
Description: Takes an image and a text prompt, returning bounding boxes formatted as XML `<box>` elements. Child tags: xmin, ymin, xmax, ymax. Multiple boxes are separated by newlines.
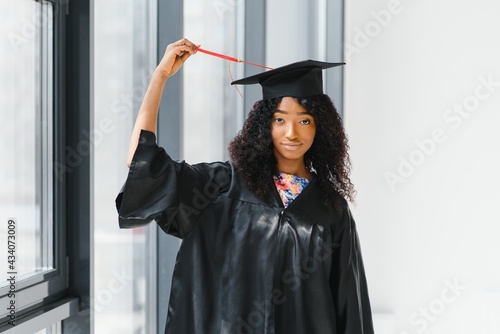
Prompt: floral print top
<box><xmin>273</xmin><ymin>172</ymin><xmax>311</xmax><ymax>208</ymax></box>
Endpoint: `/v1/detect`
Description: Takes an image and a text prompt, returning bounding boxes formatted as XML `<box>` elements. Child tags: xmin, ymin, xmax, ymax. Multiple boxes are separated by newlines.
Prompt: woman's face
<box><xmin>271</xmin><ymin>97</ymin><xmax>316</xmax><ymax>167</ymax></box>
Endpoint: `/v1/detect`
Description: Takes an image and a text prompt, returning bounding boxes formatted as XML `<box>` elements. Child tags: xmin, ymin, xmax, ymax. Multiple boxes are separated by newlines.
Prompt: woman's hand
<box><xmin>155</xmin><ymin>38</ymin><xmax>198</xmax><ymax>79</ymax></box>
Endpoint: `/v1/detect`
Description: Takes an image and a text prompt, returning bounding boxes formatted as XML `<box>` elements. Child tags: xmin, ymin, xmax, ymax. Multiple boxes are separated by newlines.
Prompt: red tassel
<box><xmin>196</xmin><ymin>47</ymin><xmax>273</xmax><ymax>70</ymax></box>
<box><xmin>196</xmin><ymin>47</ymin><xmax>272</xmax><ymax>98</ymax></box>
<box><xmin>228</xmin><ymin>62</ymin><xmax>243</xmax><ymax>98</ymax></box>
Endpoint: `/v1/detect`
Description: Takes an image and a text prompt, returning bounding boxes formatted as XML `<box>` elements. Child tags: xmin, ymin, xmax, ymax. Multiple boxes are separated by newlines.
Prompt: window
<box><xmin>93</xmin><ymin>0</ymin><xmax>157</xmax><ymax>332</ymax></box>
<box><xmin>34</xmin><ymin>322</ymin><xmax>61</xmax><ymax>334</ymax></box>
<box><xmin>0</xmin><ymin>0</ymin><xmax>68</xmax><ymax>330</ymax></box>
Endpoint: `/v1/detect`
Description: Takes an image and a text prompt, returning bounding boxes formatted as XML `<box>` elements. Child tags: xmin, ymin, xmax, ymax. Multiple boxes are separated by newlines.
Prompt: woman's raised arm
<box><xmin>127</xmin><ymin>38</ymin><xmax>198</xmax><ymax>167</ymax></box>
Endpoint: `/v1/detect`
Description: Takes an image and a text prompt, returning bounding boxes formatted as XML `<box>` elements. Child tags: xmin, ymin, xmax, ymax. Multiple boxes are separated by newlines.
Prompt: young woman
<box><xmin>116</xmin><ymin>38</ymin><xmax>374</xmax><ymax>334</ymax></box>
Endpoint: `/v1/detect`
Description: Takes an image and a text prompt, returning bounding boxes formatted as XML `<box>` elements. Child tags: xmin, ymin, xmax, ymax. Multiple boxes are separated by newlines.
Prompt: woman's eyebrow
<box><xmin>274</xmin><ymin>109</ymin><xmax>311</xmax><ymax>115</ymax></box>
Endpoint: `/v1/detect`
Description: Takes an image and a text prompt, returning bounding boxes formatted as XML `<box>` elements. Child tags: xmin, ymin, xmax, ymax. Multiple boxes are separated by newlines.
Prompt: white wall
<box><xmin>345</xmin><ymin>0</ymin><xmax>500</xmax><ymax>333</ymax></box>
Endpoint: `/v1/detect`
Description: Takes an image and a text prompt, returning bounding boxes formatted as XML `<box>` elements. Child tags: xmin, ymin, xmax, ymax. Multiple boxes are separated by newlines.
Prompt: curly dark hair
<box><xmin>228</xmin><ymin>94</ymin><xmax>355</xmax><ymax>211</ymax></box>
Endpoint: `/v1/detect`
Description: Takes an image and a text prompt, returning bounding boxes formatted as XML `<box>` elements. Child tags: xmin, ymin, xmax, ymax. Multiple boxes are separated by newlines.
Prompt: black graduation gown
<box><xmin>116</xmin><ymin>130</ymin><xmax>375</xmax><ymax>334</ymax></box>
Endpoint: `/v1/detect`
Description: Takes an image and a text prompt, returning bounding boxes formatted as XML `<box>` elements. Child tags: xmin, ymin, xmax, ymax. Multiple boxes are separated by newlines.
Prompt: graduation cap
<box><xmin>231</xmin><ymin>60</ymin><xmax>345</xmax><ymax>100</ymax></box>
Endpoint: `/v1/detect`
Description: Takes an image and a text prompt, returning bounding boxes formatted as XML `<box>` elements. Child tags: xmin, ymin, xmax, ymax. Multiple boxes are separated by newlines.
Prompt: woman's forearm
<box><xmin>126</xmin><ymin>71</ymin><xmax>168</xmax><ymax>167</ymax></box>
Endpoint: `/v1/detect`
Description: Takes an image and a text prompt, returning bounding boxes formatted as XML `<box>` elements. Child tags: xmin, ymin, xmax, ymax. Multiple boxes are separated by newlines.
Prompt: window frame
<box><xmin>0</xmin><ymin>0</ymin><xmax>76</xmax><ymax>331</ymax></box>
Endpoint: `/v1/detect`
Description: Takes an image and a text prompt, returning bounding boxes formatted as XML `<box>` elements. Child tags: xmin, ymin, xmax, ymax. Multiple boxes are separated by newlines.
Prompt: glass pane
<box><xmin>94</xmin><ymin>0</ymin><xmax>155</xmax><ymax>332</ymax></box>
<box><xmin>0</xmin><ymin>0</ymin><xmax>53</xmax><ymax>286</ymax></box>
<box><xmin>183</xmin><ymin>0</ymin><xmax>245</xmax><ymax>162</ymax></box>
<box><xmin>34</xmin><ymin>321</ymin><xmax>61</xmax><ymax>334</ymax></box>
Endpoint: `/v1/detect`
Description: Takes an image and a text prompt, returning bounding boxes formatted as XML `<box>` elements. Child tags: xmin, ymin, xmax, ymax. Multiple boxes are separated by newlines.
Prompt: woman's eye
<box><xmin>274</xmin><ymin>118</ymin><xmax>284</xmax><ymax>123</ymax></box>
<box><xmin>300</xmin><ymin>119</ymin><xmax>311</xmax><ymax>125</ymax></box>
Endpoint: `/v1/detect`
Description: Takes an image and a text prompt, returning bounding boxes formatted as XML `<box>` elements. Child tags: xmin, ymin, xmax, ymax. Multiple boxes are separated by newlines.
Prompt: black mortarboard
<box><xmin>231</xmin><ymin>59</ymin><xmax>344</xmax><ymax>100</ymax></box>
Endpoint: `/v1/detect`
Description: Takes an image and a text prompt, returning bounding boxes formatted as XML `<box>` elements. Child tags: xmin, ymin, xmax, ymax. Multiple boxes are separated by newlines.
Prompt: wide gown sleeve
<box><xmin>330</xmin><ymin>204</ymin><xmax>375</xmax><ymax>334</ymax></box>
<box><xmin>115</xmin><ymin>130</ymin><xmax>230</xmax><ymax>238</ymax></box>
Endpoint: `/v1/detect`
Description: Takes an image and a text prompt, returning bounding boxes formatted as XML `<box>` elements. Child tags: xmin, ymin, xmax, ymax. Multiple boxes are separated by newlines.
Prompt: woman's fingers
<box><xmin>168</xmin><ymin>38</ymin><xmax>197</xmax><ymax>55</ymax></box>
<box><xmin>178</xmin><ymin>43</ymin><xmax>201</xmax><ymax>63</ymax></box>
<box><xmin>158</xmin><ymin>38</ymin><xmax>198</xmax><ymax>78</ymax></box>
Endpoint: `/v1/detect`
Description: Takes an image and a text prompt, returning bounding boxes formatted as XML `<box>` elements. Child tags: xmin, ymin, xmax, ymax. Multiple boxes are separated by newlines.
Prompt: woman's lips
<box><xmin>281</xmin><ymin>143</ymin><xmax>302</xmax><ymax>150</ymax></box>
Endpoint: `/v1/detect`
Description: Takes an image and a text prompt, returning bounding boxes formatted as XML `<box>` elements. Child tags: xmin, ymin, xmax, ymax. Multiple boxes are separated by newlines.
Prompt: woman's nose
<box><xmin>285</xmin><ymin>124</ymin><xmax>298</xmax><ymax>140</ymax></box>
